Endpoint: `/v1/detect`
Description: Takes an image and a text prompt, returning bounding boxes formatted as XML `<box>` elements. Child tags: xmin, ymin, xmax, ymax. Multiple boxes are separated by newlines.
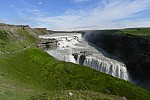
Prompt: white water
<box><xmin>40</xmin><ymin>33</ymin><xmax>130</xmax><ymax>81</ymax></box>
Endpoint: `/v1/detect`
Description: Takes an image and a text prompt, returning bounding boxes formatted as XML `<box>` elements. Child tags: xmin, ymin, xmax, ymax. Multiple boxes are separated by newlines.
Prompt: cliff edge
<box><xmin>83</xmin><ymin>28</ymin><xmax>150</xmax><ymax>90</ymax></box>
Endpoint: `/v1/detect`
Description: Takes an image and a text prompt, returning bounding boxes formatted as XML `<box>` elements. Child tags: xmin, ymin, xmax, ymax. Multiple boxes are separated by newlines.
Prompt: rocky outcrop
<box><xmin>83</xmin><ymin>30</ymin><xmax>150</xmax><ymax>90</ymax></box>
<box><xmin>0</xmin><ymin>23</ymin><xmax>51</xmax><ymax>38</ymax></box>
<box><xmin>72</xmin><ymin>51</ymin><xmax>92</xmax><ymax>65</ymax></box>
<box><xmin>37</xmin><ymin>39</ymin><xmax>57</xmax><ymax>50</ymax></box>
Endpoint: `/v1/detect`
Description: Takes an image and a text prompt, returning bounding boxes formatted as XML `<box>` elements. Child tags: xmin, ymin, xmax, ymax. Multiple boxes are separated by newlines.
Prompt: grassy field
<box><xmin>28</xmin><ymin>90</ymin><xmax>122</xmax><ymax>100</ymax></box>
<box><xmin>0</xmin><ymin>48</ymin><xmax>150</xmax><ymax>100</ymax></box>
<box><xmin>93</xmin><ymin>28</ymin><xmax>150</xmax><ymax>36</ymax></box>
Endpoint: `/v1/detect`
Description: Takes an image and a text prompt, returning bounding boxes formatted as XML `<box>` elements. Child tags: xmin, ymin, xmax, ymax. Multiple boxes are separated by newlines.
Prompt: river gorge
<box><xmin>39</xmin><ymin>33</ymin><xmax>130</xmax><ymax>81</ymax></box>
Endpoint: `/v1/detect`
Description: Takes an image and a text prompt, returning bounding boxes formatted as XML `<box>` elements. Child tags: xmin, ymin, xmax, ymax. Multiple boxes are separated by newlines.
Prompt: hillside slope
<box><xmin>0</xmin><ymin>23</ymin><xmax>50</xmax><ymax>53</ymax></box>
<box><xmin>0</xmin><ymin>48</ymin><xmax>150</xmax><ymax>100</ymax></box>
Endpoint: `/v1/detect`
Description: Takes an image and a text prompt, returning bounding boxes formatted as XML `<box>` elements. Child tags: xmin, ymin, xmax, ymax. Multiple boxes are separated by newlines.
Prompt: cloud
<box><xmin>34</xmin><ymin>0</ymin><xmax>150</xmax><ymax>30</ymax></box>
<box><xmin>14</xmin><ymin>0</ymin><xmax>44</xmax><ymax>17</ymax></box>
<box><xmin>38</xmin><ymin>2</ymin><xmax>43</xmax><ymax>5</ymax></box>
<box><xmin>71</xmin><ymin>0</ymin><xmax>91</xmax><ymax>3</ymax></box>
<box><xmin>10</xmin><ymin>5</ymin><xmax>15</xmax><ymax>7</ymax></box>
<box><xmin>113</xmin><ymin>19</ymin><xmax>150</xmax><ymax>28</ymax></box>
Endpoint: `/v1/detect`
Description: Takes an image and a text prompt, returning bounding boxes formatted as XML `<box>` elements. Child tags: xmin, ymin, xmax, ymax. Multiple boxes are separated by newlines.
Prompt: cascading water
<box><xmin>40</xmin><ymin>33</ymin><xmax>130</xmax><ymax>81</ymax></box>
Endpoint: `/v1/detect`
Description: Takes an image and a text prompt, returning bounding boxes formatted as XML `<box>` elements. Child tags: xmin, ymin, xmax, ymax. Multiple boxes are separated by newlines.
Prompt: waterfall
<box><xmin>83</xmin><ymin>56</ymin><xmax>129</xmax><ymax>80</ymax></box>
<box><xmin>47</xmin><ymin>49</ymin><xmax>76</xmax><ymax>63</ymax></box>
<box><xmin>41</xmin><ymin>33</ymin><xmax>130</xmax><ymax>81</ymax></box>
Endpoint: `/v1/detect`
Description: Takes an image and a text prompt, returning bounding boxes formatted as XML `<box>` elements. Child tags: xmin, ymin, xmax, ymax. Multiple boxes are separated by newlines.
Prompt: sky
<box><xmin>0</xmin><ymin>0</ymin><xmax>150</xmax><ymax>31</ymax></box>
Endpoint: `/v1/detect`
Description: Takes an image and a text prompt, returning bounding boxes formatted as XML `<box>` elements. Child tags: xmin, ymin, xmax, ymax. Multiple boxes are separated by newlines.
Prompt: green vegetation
<box><xmin>0</xmin><ymin>24</ymin><xmax>150</xmax><ymax>99</ymax></box>
<box><xmin>0</xmin><ymin>30</ymin><xmax>36</xmax><ymax>52</ymax></box>
<box><xmin>96</xmin><ymin>28</ymin><xmax>150</xmax><ymax>36</ymax></box>
<box><xmin>35</xmin><ymin>28</ymin><xmax>51</xmax><ymax>35</ymax></box>
<box><xmin>0</xmin><ymin>48</ymin><xmax>150</xmax><ymax>100</ymax></box>
<box><xmin>28</xmin><ymin>90</ymin><xmax>122</xmax><ymax>100</ymax></box>
<box><xmin>121</xmin><ymin>28</ymin><xmax>150</xmax><ymax>36</ymax></box>
<box><xmin>0</xmin><ymin>23</ymin><xmax>50</xmax><ymax>53</ymax></box>
<box><xmin>0</xmin><ymin>31</ymin><xmax>8</xmax><ymax>49</ymax></box>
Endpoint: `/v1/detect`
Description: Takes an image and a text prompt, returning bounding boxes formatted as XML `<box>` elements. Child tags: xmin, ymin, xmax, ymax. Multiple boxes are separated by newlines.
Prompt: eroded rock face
<box><xmin>83</xmin><ymin>31</ymin><xmax>150</xmax><ymax>90</ymax></box>
<box><xmin>72</xmin><ymin>51</ymin><xmax>92</xmax><ymax>65</ymax></box>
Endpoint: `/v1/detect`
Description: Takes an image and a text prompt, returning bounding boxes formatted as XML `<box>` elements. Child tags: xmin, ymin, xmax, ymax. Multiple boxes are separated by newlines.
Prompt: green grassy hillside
<box><xmin>28</xmin><ymin>90</ymin><xmax>122</xmax><ymax>100</ymax></box>
<box><xmin>0</xmin><ymin>23</ymin><xmax>50</xmax><ymax>53</ymax></box>
<box><xmin>0</xmin><ymin>48</ymin><xmax>150</xmax><ymax>100</ymax></box>
<box><xmin>0</xmin><ymin>30</ymin><xmax>36</xmax><ymax>52</ymax></box>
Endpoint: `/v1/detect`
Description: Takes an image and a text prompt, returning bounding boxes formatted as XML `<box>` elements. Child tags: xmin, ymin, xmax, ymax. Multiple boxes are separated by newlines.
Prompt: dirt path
<box><xmin>0</xmin><ymin>43</ymin><xmax>35</xmax><ymax>55</ymax></box>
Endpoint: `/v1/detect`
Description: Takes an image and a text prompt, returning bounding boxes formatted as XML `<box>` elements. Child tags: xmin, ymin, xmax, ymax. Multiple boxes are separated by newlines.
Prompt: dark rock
<box><xmin>83</xmin><ymin>31</ymin><xmax>150</xmax><ymax>90</ymax></box>
<box><xmin>105</xmin><ymin>89</ymin><xmax>111</xmax><ymax>94</ymax></box>
<box><xmin>122</xmin><ymin>96</ymin><xmax>127</xmax><ymax>100</ymax></box>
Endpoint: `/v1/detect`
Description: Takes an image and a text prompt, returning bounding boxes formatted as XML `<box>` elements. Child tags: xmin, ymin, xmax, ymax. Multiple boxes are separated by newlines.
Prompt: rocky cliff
<box><xmin>0</xmin><ymin>23</ymin><xmax>51</xmax><ymax>37</ymax></box>
<box><xmin>83</xmin><ymin>29</ymin><xmax>150</xmax><ymax>90</ymax></box>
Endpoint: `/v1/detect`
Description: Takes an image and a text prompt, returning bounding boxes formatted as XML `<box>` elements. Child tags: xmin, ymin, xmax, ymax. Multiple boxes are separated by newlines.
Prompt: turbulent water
<box><xmin>39</xmin><ymin>33</ymin><xmax>130</xmax><ymax>81</ymax></box>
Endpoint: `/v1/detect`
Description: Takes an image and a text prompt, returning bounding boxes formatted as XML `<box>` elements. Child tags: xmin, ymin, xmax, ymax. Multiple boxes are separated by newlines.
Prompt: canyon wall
<box><xmin>83</xmin><ymin>30</ymin><xmax>150</xmax><ymax>90</ymax></box>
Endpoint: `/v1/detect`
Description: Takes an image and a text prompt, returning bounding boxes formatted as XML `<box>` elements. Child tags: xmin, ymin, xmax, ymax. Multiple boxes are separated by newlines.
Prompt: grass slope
<box><xmin>0</xmin><ymin>30</ymin><xmax>36</xmax><ymax>52</ymax></box>
<box><xmin>0</xmin><ymin>23</ymin><xmax>51</xmax><ymax>53</ymax></box>
<box><xmin>0</xmin><ymin>48</ymin><xmax>150</xmax><ymax>100</ymax></box>
<box><xmin>28</xmin><ymin>90</ymin><xmax>122</xmax><ymax>100</ymax></box>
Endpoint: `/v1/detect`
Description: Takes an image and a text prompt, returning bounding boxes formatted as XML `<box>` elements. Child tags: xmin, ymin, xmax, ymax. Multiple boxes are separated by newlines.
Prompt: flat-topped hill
<box><xmin>84</xmin><ymin>27</ymin><xmax>150</xmax><ymax>36</ymax></box>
